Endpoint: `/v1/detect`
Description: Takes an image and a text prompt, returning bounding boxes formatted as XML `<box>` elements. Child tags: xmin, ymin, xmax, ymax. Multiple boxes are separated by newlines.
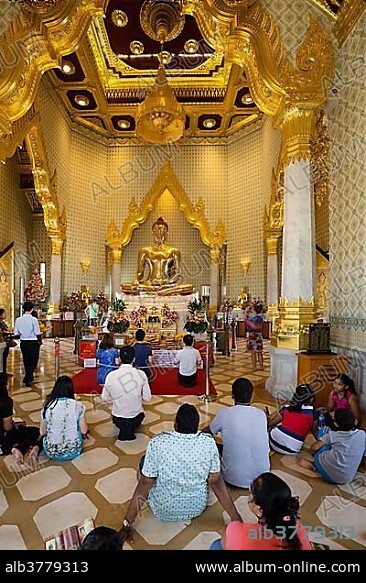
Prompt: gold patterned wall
<box><xmin>0</xmin><ymin>155</ymin><xmax>34</xmax><ymax>316</ymax></box>
<box><xmin>262</xmin><ymin>0</ymin><xmax>334</xmax><ymax>61</ymax></box>
<box><xmin>315</xmin><ymin>194</ymin><xmax>329</xmax><ymax>252</ymax></box>
<box><xmin>228</xmin><ymin>117</ymin><xmax>281</xmax><ymax>302</ymax></box>
<box><xmin>328</xmin><ymin>11</ymin><xmax>366</xmax><ymax>350</ymax></box>
<box><xmin>64</xmin><ymin>129</ymin><xmax>108</xmax><ymax>294</ymax></box>
<box><xmin>37</xmin><ymin>77</ymin><xmax>72</xmax><ymax>212</ymax></box>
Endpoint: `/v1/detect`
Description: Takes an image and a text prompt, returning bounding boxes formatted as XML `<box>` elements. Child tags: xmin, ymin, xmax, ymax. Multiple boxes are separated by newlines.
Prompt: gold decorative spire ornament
<box><xmin>136</xmin><ymin>0</ymin><xmax>186</xmax><ymax>144</ymax></box>
<box><xmin>19</xmin><ymin>0</ymin><xmax>58</xmax><ymax>13</ymax></box>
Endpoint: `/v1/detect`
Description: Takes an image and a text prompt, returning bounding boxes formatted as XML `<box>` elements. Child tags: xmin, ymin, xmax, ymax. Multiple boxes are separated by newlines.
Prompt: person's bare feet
<box><xmin>297</xmin><ymin>457</ymin><xmax>315</xmax><ymax>471</ymax></box>
<box><xmin>11</xmin><ymin>447</ymin><xmax>24</xmax><ymax>464</ymax></box>
<box><xmin>28</xmin><ymin>446</ymin><xmax>39</xmax><ymax>468</ymax></box>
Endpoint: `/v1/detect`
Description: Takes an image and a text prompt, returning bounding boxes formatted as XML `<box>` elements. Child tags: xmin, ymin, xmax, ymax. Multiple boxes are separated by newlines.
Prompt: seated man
<box><xmin>204</xmin><ymin>378</ymin><xmax>270</xmax><ymax>488</ymax></box>
<box><xmin>174</xmin><ymin>334</ymin><xmax>202</xmax><ymax>387</ymax></box>
<box><xmin>119</xmin><ymin>404</ymin><xmax>241</xmax><ymax>539</ymax></box>
<box><xmin>101</xmin><ymin>345</ymin><xmax>151</xmax><ymax>441</ymax></box>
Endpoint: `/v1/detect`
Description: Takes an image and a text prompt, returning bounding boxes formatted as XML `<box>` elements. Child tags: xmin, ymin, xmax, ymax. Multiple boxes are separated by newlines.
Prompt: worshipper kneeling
<box><xmin>119</xmin><ymin>404</ymin><xmax>241</xmax><ymax>541</ymax></box>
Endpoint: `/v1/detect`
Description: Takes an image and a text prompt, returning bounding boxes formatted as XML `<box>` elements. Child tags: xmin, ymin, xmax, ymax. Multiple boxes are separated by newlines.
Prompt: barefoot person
<box><xmin>119</xmin><ymin>405</ymin><xmax>241</xmax><ymax>542</ymax></box>
<box><xmin>0</xmin><ymin>373</ymin><xmax>40</xmax><ymax>464</ymax></box>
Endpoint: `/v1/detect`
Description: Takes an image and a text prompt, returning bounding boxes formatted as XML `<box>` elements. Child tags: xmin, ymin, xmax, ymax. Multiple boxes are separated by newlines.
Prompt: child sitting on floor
<box><xmin>298</xmin><ymin>409</ymin><xmax>366</xmax><ymax>484</ymax></box>
<box><xmin>318</xmin><ymin>374</ymin><xmax>362</xmax><ymax>429</ymax></box>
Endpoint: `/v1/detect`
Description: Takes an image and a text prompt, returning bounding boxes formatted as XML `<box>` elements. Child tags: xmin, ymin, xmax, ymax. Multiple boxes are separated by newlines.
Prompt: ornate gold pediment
<box><xmin>107</xmin><ymin>161</ymin><xmax>226</xmax><ymax>252</ymax></box>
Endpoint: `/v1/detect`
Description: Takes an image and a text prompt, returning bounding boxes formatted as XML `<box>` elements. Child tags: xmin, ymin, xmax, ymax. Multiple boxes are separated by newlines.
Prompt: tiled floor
<box><xmin>1</xmin><ymin>339</ymin><xmax>365</xmax><ymax>550</ymax></box>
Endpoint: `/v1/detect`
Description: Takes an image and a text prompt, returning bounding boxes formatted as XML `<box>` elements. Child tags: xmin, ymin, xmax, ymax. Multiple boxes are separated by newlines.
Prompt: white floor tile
<box><xmin>96</xmin><ymin>468</ymin><xmax>138</xmax><ymax>504</ymax></box>
<box><xmin>72</xmin><ymin>448</ymin><xmax>118</xmax><ymax>475</ymax></box>
<box><xmin>0</xmin><ymin>525</ymin><xmax>27</xmax><ymax>550</ymax></box>
<box><xmin>0</xmin><ymin>489</ymin><xmax>9</xmax><ymax>517</ymax></box>
<box><xmin>16</xmin><ymin>467</ymin><xmax>71</xmax><ymax>501</ymax></box>
<box><xmin>134</xmin><ymin>507</ymin><xmax>190</xmax><ymax>545</ymax></box>
<box><xmin>33</xmin><ymin>492</ymin><xmax>98</xmax><ymax>540</ymax></box>
<box><xmin>115</xmin><ymin>433</ymin><xmax>150</xmax><ymax>455</ymax></box>
<box><xmin>183</xmin><ymin>531</ymin><xmax>221</xmax><ymax>550</ymax></box>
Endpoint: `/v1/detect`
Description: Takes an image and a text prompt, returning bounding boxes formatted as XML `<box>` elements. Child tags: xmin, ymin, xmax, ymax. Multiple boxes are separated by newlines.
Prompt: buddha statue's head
<box><xmin>152</xmin><ymin>216</ymin><xmax>169</xmax><ymax>244</ymax></box>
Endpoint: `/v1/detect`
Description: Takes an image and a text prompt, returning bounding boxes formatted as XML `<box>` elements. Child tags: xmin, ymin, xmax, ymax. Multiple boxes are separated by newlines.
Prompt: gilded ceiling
<box><xmin>0</xmin><ymin>0</ymin><xmax>364</xmax><ymax>147</ymax></box>
<box><xmin>49</xmin><ymin>0</ymin><xmax>259</xmax><ymax>138</ymax></box>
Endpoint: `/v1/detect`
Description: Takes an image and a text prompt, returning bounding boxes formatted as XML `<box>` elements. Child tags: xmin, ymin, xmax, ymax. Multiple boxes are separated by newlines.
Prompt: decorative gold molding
<box><xmin>111</xmin><ymin>248</ymin><xmax>122</xmax><ymax>264</ymax></box>
<box><xmin>50</xmin><ymin>238</ymin><xmax>64</xmax><ymax>256</ymax></box>
<box><xmin>25</xmin><ymin>121</ymin><xmax>66</xmax><ymax>251</ymax></box>
<box><xmin>107</xmin><ymin>161</ymin><xmax>227</xmax><ymax>258</ymax></box>
<box><xmin>311</xmin><ymin>110</ymin><xmax>330</xmax><ymax>208</ymax></box>
<box><xmin>265</xmin><ymin>236</ymin><xmax>279</xmax><ymax>256</ymax></box>
<box><xmin>0</xmin><ymin>0</ymin><xmax>106</xmax><ymax>141</ymax></box>
<box><xmin>333</xmin><ymin>0</ymin><xmax>366</xmax><ymax>46</ymax></box>
<box><xmin>264</xmin><ymin>168</ymin><xmax>283</xmax><ymax>238</ymax></box>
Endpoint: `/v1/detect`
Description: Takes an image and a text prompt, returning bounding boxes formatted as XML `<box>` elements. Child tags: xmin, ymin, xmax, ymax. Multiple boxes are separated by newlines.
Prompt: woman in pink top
<box><xmin>210</xmin><ymin>473</ymin><xmax>311</xmax><ymax>551</ymax></box>
<box><xmin>323</xmin><ymin>374</ymin><xmax>361</xmax><ymax>427</ymax></box>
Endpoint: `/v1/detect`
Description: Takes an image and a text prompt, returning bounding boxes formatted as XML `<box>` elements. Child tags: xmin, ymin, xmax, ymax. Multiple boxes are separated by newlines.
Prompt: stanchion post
<box><xmin>231</xmin><ymin>316</ymin><xmax>237</xmax><ymax>351</ymax></box>
<box><xmin>203</xmin><ymin>339</ymin><xmax>216</xmax><ymax>402</ymax></box>
<box><xmin>54</xmin><ymin>337</ymin><xmax>60</xmax><ymax>381</ymax></box>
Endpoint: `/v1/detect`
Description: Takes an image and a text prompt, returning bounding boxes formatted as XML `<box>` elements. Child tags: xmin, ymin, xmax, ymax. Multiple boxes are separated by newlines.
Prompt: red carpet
<box><xmin>150</xmin><ymin>368</ymin><xmax>217</xmax><ymax>396</ymax></box>
<box><xmin>72</xmin><ymin>368</ymin><xmax>102</xmax><ymax>395</ymax></box>
<box><xmin>72</xmin><ymin>367</ymin><xmax>216</xmax><ymax>396</ymax></box>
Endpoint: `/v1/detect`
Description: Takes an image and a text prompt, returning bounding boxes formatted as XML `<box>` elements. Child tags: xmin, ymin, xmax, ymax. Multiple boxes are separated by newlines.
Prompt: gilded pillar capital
<box><xmin>51</xmin><ymin>238</ymin><xmax>64</xmax><ymax>255</ymax></box>
<box><xmin>265</xmin><ymin>236</ymin><xmax>279</xmax><ymax>256</ymax></box>
<box><xmin>209</xmin><ymin>244</ymin><xmax>221</xmax><ymax>264</ymax></box>
<box><xmin>276</xmin><ymin>106</ymin><xmax>317</xmax><ymax>168</ymax></box>
<box><xmin>111</xmin><ymin>248</ymin><xmax>122</xmax><ymax>264</ymax></box>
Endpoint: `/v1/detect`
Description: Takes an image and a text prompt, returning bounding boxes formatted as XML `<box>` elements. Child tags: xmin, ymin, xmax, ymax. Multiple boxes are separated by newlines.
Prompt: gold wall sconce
<box><xmin>80</xmin><ymin>259</ymin><xmax>91</xmax><ymax>278</ymax></box>
<box><xmin>240</xmin><ymin>260</ymin><xmax>251</xmax><ymax>278</ymax></box>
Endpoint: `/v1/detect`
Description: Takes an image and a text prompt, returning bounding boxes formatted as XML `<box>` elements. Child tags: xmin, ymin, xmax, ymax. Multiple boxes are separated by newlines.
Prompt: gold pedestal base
<box><xmin>271</xmin><ymin>297</ymin><xmax>317</xmax><ymax>351</ymax></box>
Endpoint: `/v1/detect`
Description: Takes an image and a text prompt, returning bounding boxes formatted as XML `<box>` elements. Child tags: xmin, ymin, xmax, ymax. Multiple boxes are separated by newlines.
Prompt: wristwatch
<box><xmin>123</xmin><ymin>519</ymin><xmax>131</xmax><ymax>528</ymax></box>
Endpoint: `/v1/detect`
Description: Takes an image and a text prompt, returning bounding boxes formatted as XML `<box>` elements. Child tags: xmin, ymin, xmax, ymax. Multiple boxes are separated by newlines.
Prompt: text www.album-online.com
<box><xmin>195</xmin><ymin>561</ymin><xmax>361</xmax><ymax>574</ymax></box>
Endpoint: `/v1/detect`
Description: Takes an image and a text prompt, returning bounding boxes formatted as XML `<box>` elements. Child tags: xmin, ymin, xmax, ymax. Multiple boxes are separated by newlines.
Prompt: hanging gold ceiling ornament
<box><xmin>140</xmin><ymin>0</ymin><xmax>185</xmax><ymax>43</ymax></box>
<box><xmin>19</xmin><ymin>0</ymin><xmax>58</xmax><ymax>13</ymax></box>
<box><xmin>136</xmin><ymin>57</ymin><xmax>186</xmax><ymax>144</ymax></box>
<box><xmin>136</xmin><ymin>0</ymin><xmax>186</xmax><ymax>144</ymax></box>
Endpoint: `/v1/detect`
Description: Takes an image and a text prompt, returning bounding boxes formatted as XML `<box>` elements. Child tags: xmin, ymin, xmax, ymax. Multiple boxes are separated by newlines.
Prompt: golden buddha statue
<box><xmin>121</xmin><ymin>217</ymin><xmax>193</xmax><ymax>296</ymax></box>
